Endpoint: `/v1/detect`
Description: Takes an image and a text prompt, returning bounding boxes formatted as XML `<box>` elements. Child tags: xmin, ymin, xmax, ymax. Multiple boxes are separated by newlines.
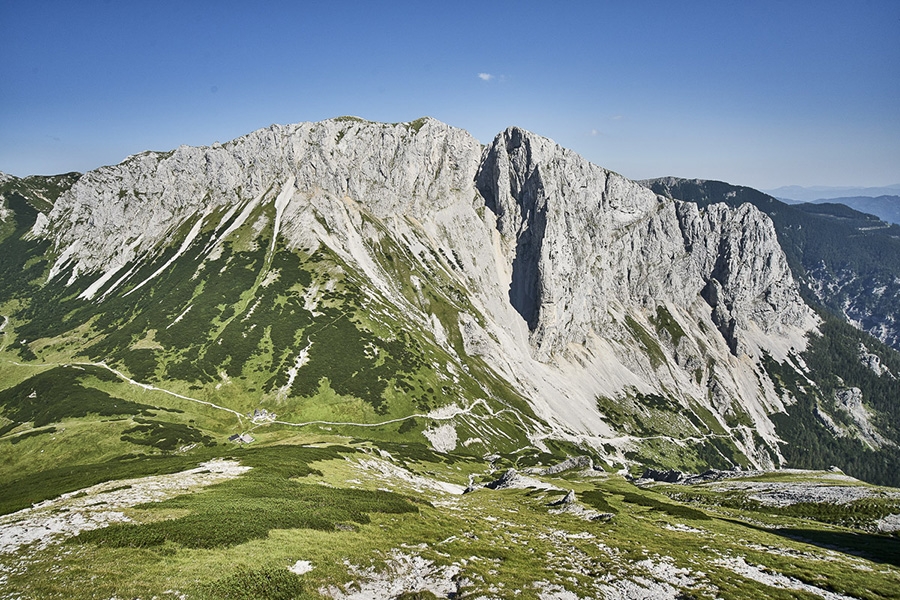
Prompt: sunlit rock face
<box><xmin>33</xmin><ymin>117</ymin><xmax>819</xmax><ymax>468</ymax></box>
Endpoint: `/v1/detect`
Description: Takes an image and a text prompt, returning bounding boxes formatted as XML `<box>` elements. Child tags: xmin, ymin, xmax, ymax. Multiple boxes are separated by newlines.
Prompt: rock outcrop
<box><xmin>476</xmin><ymin>128</ymin><xmax>812</xmax><ymax>360</ymax></box>
<box><xmin>542</xmin><ymin>455</ymin><xmax>594</xmax><ymax>475</ymax></box>
<box><xmin>860</xmin><ymin>343</ymin><xmax>894</xmax><ymax>378</ymax></box>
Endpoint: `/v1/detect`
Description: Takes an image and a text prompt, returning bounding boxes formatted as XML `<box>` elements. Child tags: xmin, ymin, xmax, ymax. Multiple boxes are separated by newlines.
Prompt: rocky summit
<box><xmin>1</xmin><ymin>118</ymin><xmax>900</xmax><ymax>599</ymax></box>
<box><xmin>25</xmin><ymin>117</ymin><xmax>820</xmax><ymax>467</ymax></box>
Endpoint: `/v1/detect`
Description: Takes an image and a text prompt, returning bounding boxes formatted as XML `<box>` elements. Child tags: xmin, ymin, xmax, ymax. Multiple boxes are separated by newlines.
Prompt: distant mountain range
<box><xmin>796</xmin><ymin>195</ymin><xmax>900</xmax><ymax>226</ymax></box>
<box><xmin>765</xmin><ymin>184</ymin><xmax>900</xmax><ymax>202</ymax></box>
<box><xmin>762</xmin><ymin>184</ymin><xmax>900</xmax><ymax>226</ymax></box>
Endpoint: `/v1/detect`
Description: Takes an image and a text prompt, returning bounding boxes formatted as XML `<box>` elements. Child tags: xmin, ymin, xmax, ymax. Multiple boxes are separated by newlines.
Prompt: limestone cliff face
<box><xmin>643</xmin><ymin>176</ymin><xmax>900</xmax><ymax>355</ymax></box>
<box><xmin>32</xmin><ymin>118</ymin><xmax>819</xmax><ymax>467</ymax></box>
<box><xmin>36</xmin><ymin>118</ymin><xmax>482</xmax><ymax>281</ymax></box>
<box><xmin>475</xmin><ymin>127</ymin><xmax>812</xmax><ymax>360</ymax></box>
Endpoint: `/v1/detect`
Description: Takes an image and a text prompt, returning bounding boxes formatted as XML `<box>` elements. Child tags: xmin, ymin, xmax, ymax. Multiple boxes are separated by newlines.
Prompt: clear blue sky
<box><xmin>2</xmin><ymin>1</ymin><xmax>898</xmax><ymax>189</ymax></box>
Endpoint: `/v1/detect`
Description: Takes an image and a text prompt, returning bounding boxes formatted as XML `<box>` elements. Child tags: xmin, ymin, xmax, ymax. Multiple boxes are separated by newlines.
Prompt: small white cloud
<box><xmin>612</xmin><ymin>115</ymin><xmax>624</xmax><ymax>121</ymax></box>
<box><xmin>591</xmin><ymin>129</ymin><xmax>600</xmax><ymax>136</ymax></box>
<box><xmin>478</xmin><ymin>73</ymin><xmax>494</xmax><ymax>81</ymax></box>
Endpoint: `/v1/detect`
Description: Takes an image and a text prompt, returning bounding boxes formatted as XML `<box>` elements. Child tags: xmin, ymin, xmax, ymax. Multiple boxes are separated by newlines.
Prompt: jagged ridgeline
<box><xmin>1</xmin><ymin>118</ymin><xmax>899</xmax><ymax>487</ymax></box>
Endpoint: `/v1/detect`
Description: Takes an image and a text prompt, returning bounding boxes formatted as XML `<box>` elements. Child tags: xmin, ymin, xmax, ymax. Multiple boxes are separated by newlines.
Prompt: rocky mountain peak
<box><xmin>472</xmin><ymin>126</ymin><xmax>812</xmax><ymax>362</ymax></box>
<box><xmin>33</xmin><ymin>116</ymin><xmax>816</xmax><ymax>365</ymax></box>
<box><xmin>34</xmin><ymin>118</ymin><xmax>482</xmax><ymax>281</ymax></box>
<box><xmin>16</xmin><ymin>117</ymin><xmax>827</xmax><ymax>469</ymax></box>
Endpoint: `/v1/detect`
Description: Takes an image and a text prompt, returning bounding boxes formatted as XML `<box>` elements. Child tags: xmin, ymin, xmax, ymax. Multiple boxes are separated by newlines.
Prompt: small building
<box><xmin>228</xmin><ymin>433</ymin><xmax>255</xmax><ymax>444</ymax></box>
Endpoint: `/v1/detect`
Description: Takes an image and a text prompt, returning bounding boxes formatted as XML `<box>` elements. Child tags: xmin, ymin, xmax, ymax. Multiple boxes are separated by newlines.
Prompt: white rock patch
<box><xmin>270</xmin><ymin>176</ymin><xmax>295</xmax><ymax>254</ymax></box>
<box><xmin>714</xmin><ymin>556</ymin><xmax>859</xmax><ymax>600</ymax></box>
<box><xmin>877</xmin><ymin>513</ymin><xmax>900</xmax><ymax>533</ymax></box>
<box><xmin>324</xmin><ymin>552</ymin><xmax>460</xmax><ymax>600</ymax></box>
<box><xmin>354</xmin><ymin>458</ymin><xmax>465</xmax><ymax>496</ymax></box>
<box><xmin>166</xmin><ymin>304</ymin><xmax>192</xmax><ymax>329</ymax></box>
<box><xmin>288</xmin><ymin>560</ymin><xmax>314</xmax><ymax>575</ymax></box>
<box><xmin>426</xmin><ymin>403</ymin><xmax>467</xmax><ymax>420</ymax></box>
<box><xmin>713</xmin><ymin>481</ymin><xmax>900</xmax><ymax>507</ymax></box>
<box><xmin>0</xmin><ymin>459</ymin><xmax>250</xmax><ymax>555</ymax></box>
<box><xmin>124</xmin><ymin>213</ymin><xmax>208</xmax><ymax>297</ymax></box>
<box><xmin>595</xmin><ymin>576</ymin><xmax>685</xmax><ymax>600</ymax></box>
<box><xmin>280</xmin><ymin>339</ymin><xmax>313</xmax><ymax>396</ymax></box>
<box><xmin>423</xmin><ymin>423</ymin><xmax>457</xmax><ymax>453</ymax></box>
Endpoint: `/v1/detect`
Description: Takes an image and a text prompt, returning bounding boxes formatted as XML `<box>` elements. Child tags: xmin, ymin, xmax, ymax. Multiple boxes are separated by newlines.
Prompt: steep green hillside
<box><xmin>0</xmin><ymin>172</ymin><xmax>81</xmax><ymax>214</ymax></box>
<box><xmin>766</xmin><ymin>313</ymin><xmax>900</xmax><ymax>486</ymax></box>
<box><xmin>0</xmin><ymin>175</ymin><xmax>563</xmax><ymax>506</ymax></box>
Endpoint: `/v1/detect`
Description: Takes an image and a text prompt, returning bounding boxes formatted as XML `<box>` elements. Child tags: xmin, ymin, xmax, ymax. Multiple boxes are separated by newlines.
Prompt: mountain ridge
<box><xmin>5</xmin><ymin>118</ymin><xmax>816</xmax><ymax>470</ymax></box>
<box><xmin>2</xmin><ymin>117</ymin><xmax>898</xmax><ymax>483</ymax></box>
<box><xmin>800</xmin><ymin>195</ymin><xmax>900</xmax><ymax>226</ymax></box>
<box><xmin>766</xmin><ymin>183</ymin><xmax>900</xmax><ymax>202</ymax></box>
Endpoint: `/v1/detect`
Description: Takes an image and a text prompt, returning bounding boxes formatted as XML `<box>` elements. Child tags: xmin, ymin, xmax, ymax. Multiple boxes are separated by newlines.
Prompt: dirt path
<box><xmin>4</xmin><ymin>360</ymin><xmax>534</xmax><ymax>436</ymax></box>
<box><xmin>7</xmin><ymin>359</ymin><xmax>245</xmax><ymax>426</ymax></box>
<box><xmin>273</xmin><ymin>398</ymin><xmax>519</xmax><ymax>429</ymax></box>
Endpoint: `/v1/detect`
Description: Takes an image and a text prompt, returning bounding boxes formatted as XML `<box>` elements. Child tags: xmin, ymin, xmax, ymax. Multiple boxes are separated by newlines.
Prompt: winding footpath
<box><xmin>7</xmin><ymin>359</ymin><xmax>246</xmax><ymax>425</ymax></box>
<box><xmin>5</xmin><ymin>357</ymin><xmax>736</xmax><ymax>453</ymax></box>
<box><xmin>3</xmin><ymin>359</ymin><xmax>521</xmax><ymax>432</ymax></box>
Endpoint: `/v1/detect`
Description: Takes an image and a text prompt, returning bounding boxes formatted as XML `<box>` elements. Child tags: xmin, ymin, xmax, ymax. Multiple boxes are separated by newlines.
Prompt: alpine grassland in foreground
<box><xmin>2</xmin><ymin>433</ymin><xmax>900</xmax><ymax>599</ymax></box>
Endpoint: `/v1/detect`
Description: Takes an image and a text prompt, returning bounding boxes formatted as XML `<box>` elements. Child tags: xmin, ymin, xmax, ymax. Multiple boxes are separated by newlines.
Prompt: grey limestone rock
<box><xmin>39</xmin><ymin>119</ymin><xmax>811</xmax><ymax>364</ymax></box>
<box><xmin>859</xmin><ymin>343</ymin><xmax>894</xmax><ymax>378</ymax></box>
<box><xmin>31</xmin><ymin>118</ymin><xmax>821</xmax><ymax>468</ymax></box>
<box><xmin>475</xmin><ymin>127</ymin><xmax>812</xmax><ymax>360</ymax></box>
<box><xmin>833</xmin><ymin>387</ymin><xmax>893</xmax><ymax>450</ymax></box>
<box><xmin>548</xmin><ymin>490</ymin><xmax>577</xmax><ymax>506</ymax></box>
<box><xmin>543</xmin><ymin>455</ymin><xmax>594</xmax><ymax>475</ymax></box>
<box><xmin>484</xmin><ymin>468</ymin><xmax>519</xmax><ymax>490</ymax></box>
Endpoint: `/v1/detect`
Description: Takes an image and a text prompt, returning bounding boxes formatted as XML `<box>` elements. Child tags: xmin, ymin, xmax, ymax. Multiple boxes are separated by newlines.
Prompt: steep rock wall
<box><xmin>31</xmin><ymin>119</ymin><xmax>820</xmax><ymax>467</ymax></box>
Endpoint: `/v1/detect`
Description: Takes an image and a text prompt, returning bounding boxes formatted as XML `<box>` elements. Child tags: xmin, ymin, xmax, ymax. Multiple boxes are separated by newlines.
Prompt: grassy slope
<box><xmin>0</xmin><ymin>181</ymin><xmax>542</xmax><ymax>455</ymax></box>
<box><xmin>0</xmin><ymin>177</ymin><xmax>552</xmax><ymax>523</ymax></box>
<box><xmin>2</xmin><ymin>444</ymin><xmax>899</xmax><ymax>599</ymax></box>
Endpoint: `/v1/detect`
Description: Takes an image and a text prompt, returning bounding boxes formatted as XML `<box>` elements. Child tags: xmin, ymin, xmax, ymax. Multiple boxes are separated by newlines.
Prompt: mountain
<box><xmin>5</xmin><ymin>118</ymin><xmax>821</xmax><ymax>469</ymax></box>
<box><xmin>644</xmin><ymin>177</ymin><xmax>900</xmax><ymax>352</ymax></box>
<box><xmin>2</xmin><ymin>119</ymin><xmax>900</xmax><ymax>598</ymax></box>
<box><xmin>766</xmin><ymin>183</ymin><xmax>900</xmax><ymax>203</ymax></box>
<box><xmin>0</xmin><ymin>170</ymin><xmax>80</xmax><ymax>222</ymax></box>
<box><xmin>801</xmin><ymin>195</ymin><xmax>900</xmax><ymax>226</ymax></box>
<box><xmin>5</xmin><ymin>118</ymin><xmax>900</xmax><ymax>479</ymax></box>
